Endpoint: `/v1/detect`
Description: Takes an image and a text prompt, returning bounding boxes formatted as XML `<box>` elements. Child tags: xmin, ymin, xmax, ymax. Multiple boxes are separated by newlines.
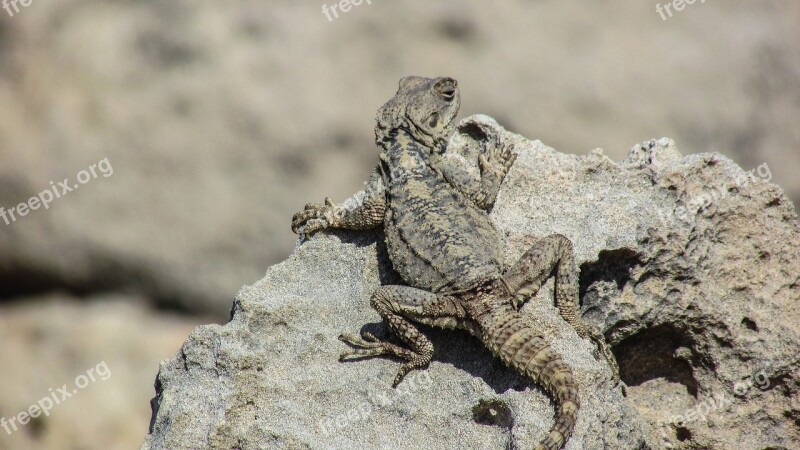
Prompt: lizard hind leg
<box><xmin>339</xmin><ymin>285</ymin><xmax>463</xmax><ymax>387</ymax></box>
<box><xmin>502</xmin><ymin>234</ymin><xmax>619</xmax><ymax>382</ymax></box>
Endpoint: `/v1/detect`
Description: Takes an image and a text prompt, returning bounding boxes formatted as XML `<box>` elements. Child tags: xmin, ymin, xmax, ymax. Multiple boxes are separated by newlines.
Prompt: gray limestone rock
<box><xmin>143</xmin><ymin>115</ymin><xmax>799</xmax><ymax>450</ymax></box>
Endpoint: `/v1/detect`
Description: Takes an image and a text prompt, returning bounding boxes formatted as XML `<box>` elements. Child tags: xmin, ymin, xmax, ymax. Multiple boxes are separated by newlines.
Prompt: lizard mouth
<box><xmin>435</xmin><ymin>78</ymin><xmax>458</xmax><ymax>101</ymax></box>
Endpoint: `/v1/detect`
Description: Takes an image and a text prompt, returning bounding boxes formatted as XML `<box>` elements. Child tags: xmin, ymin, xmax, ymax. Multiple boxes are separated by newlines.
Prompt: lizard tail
<box><xmin>479</xmin><ymin>303</ymin><xmax>579</xmax><ymax>450</ymax></box>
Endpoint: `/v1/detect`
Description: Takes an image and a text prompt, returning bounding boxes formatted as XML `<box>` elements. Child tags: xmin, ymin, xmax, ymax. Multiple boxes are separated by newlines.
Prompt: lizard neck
<box><xmin>379</xmin><ymin>129</ymin><xmax>438</xmax><ymax>181</ymax></box>
<box><xmin>379</xmin><ymin>128</ymin><xmax>446</xmax><ymax>163</ymax></box>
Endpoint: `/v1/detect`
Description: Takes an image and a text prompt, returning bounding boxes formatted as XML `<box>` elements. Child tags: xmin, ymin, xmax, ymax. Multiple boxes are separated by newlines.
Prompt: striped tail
<box><xmin>479</xmin><ymin>303</ymin><xmax>579</xmax><ymax>450</ymax></box>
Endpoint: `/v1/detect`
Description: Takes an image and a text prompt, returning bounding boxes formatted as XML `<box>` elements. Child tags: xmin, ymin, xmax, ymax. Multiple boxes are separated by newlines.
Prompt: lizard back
<box><xmin>381</xmin><ymin>135</ymin><xmax>503</xmax><ymax>294</ymax></box>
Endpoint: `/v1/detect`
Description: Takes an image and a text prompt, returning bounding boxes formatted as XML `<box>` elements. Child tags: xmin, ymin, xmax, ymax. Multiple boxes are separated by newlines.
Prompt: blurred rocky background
<box><xmin>0</xmin><ymin>0</ymin><xmax>797</xmax><ymax>449</ymax></box>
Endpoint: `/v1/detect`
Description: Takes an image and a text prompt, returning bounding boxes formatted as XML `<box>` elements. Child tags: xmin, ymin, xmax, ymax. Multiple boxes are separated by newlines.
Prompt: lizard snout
<box><xmin>435</xmin><ymin>77</ymin><xmax>458</xmax><ymax>101</ymax></box>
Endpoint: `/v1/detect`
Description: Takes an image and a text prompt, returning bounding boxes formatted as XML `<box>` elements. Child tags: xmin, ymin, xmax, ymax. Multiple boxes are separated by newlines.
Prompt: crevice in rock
<box><xmin>741</xmin><ymin>317</ymin><xmax>758</xmax><ymax>331</ymax></box>
<box><xmin>614</xmin><ymin>324</ymin><xmax>698</xmax><ymax>398</ymax></box>
<box><xmin>766</xmin><ymin>374</ymin><xmax>793</xmax><ymax>397</ymax></box>
<box><xmin>457</xmin><ymin>122</ymin><xmax>489</xmax><ymax>142</ymax></box>
<box><xmin>578</xmin><ymin>247</ymin><xmax>643</xmax><ymax>299</ymax></box>
<box><xmin>148</xmin><ymin>377</ymin><xmax>164</xmax><ymax>434</ymax></box>
<box><xmin>675</xmin><ymin>426</ymin><xmax>692</xmax><ymax>442</ymax></box>
<box><xmin>783</xmin><ymin>409</ymin><xmax>800</xmax><ymax>429</ymax></box>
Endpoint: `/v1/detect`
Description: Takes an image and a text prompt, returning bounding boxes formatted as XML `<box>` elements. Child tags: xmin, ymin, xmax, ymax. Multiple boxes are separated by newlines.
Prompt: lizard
<box><xmin>291</xmin><ymin>76</ymin><xmax>619</xmax><ymax>450</ymax></box>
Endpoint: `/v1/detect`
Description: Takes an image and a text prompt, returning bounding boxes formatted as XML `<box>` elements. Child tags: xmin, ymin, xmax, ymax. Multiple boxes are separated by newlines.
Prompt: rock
<box><xmin>142</xmin><ymin>115</ymin><xmax>800</xmax><ymax>449</ymax></box>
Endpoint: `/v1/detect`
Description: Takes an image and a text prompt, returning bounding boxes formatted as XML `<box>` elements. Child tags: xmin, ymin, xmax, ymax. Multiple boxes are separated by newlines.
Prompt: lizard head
<box><xmin>374</xmin><ymin>76</ymin><xmax>461</xmax><ymax>152</ymax></box>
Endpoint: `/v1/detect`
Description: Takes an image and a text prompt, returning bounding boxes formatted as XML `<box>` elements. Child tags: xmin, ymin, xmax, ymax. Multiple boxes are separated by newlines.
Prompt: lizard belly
<box><xmin>384</xmin><ymin>166</ymin><xmax>502</xmax><ymax>294</ymax></box>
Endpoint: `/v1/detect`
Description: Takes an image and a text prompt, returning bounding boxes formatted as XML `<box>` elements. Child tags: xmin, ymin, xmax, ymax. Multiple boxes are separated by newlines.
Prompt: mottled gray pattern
<box><xmin>381</xmin><ymin>133</ymin><xmax>502</xmax><ymax>293</ymax></box>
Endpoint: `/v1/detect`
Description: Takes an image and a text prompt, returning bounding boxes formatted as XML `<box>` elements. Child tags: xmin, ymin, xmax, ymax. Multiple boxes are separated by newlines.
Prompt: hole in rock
<box><xmin>472</xmin><ymin>398</ymin><xmax>514</xmax><ymax>429</ymax></box>
<box><xmin>741</xmin><ymin>317</ymin><xmax>758</xmax><ymax>331</ymax></box>
<box><xmin>615</xmin><ymin>324</ymin><xmax>700</xmax><ymax>433</ymax></box>
<box><xmin>615</xmin><ymin>324</ymin><xmax>698</xmax><ymax>397</ymax></box>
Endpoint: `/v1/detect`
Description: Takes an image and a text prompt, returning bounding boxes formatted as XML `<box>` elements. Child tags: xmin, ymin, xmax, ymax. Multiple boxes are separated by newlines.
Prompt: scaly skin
<box><xmin>466</xmin><ymin>283</ymin><xmax>580</xmax><ymax>450</ymax></box>
<box><xmin>292</xmin><ymin>76</ymin><xmax>618</xmax><ymax>450</ymax></box>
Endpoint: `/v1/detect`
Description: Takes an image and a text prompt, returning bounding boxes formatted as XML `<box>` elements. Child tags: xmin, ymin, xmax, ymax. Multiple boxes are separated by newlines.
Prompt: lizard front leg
<box><xmin>291</xmin><ymin>167</ymin><xmax>386</xmax><ymax>235</ymax></box>
<box><xmin>339</xmin><ymin>285</ymin><xmax>468</xmax><ymax>387</ymax></box>
<box><xmin>502</xmin><ymin>234</ymin><xmax>620</xmax><ymax>382</ymax></box>
<box><xmin>436</xmin><ymin>134</ymin><xmax>516</xmax><ymax>210</ymax></box>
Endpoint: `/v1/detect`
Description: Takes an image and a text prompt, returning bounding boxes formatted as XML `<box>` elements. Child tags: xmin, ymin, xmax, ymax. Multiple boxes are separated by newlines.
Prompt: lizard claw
<box><xmin>338</xmin><ymin>332</ymin><xmax>388</xmax><ymax>361</ymax></box>
<box><xmin>291</xmin><ymin>198</ymin><xmax>337</xmax><ymax>234</ymax></box>
<box><xmin>302</xmin><ymin>219</ymin><xmax>330</xmax><ymax>236</ymax></box>
<box><xmin>392</xmin><ymin>358</ymin><xmax>431</xmax><ymax>387</ymax></box>
<box><xmin>479</xmin><ymin>138</ymin><xmax>516</xmax><ymax>177</ymax></box>
<box><xmin>497</xmin><ymin>142</ymin><xmax>516</xmax><ymax>172</ymax></box>
<box><xmin>392</xmin><ymin>366</ymin><xmax>413</xmax><ymax>387</ymax></box>
<box><xmin>338</xmin><ymin>331</ymin><xmax>430</xmax><ymax>387</ymax></box>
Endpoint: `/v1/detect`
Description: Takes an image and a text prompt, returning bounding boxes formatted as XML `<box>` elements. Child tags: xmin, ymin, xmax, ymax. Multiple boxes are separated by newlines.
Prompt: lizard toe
<box><xmin>392</xmin><ymin>356</ymin><xmax>431</xmax><ymax>387</ymax></box>
<box><xmin>340</xmin><ymin>347</ymin><xmax>387</xmax><ymax>361</ymax></box>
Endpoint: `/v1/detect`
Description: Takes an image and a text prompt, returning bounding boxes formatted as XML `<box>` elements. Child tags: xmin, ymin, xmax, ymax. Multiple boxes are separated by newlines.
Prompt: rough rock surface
<box><xmin>142</xmin><ymin>116</ymin><xmax>799</xmax><ymax>450</ymax></box>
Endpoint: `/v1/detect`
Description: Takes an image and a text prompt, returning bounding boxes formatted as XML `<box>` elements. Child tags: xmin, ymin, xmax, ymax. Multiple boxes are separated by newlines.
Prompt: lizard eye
<box><xmin>428</xmin><ymin>112</ymin><xmax>440</xmax><ymax>128</ymax></box>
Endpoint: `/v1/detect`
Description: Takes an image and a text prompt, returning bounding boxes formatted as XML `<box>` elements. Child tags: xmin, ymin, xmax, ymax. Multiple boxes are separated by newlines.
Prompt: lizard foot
<box><xmin>291</xmin><ymin>197</ymin><xmax>337</xmax><ymax>235</ymax></box>
<box><xmin>479</xmin><ymin>139</ymin><xmax>516</xmax><ymax>176</ymax></box>
<box><xmin>339</xmin><ymin>332</ymin><xmax>403</xmax><ymax>360</ymax></box>
<box><xmin>338</xmin><ymin>332</ymin><xmax>431</xmax><ymax>387</ymax></box>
